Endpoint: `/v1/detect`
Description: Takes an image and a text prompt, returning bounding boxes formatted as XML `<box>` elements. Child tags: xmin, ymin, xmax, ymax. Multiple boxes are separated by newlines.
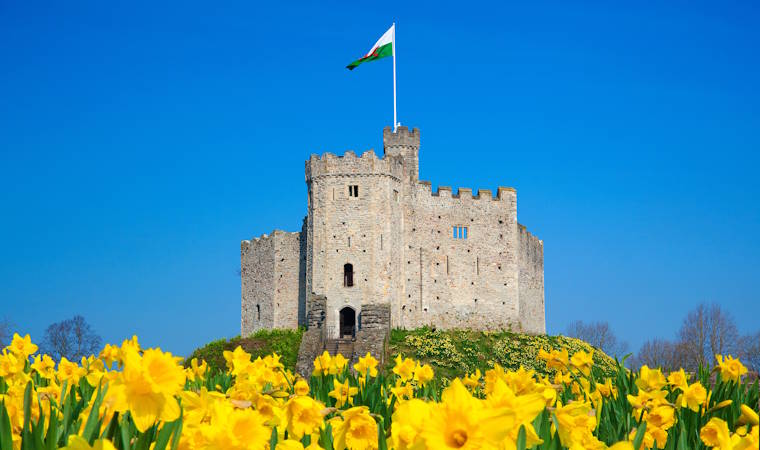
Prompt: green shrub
<box><xmin>389</xmin><ymin>327</ymin><xmax>618</xmax><ymax>381</ymax></box>
<box><xmin>185</xmin><ymin>328</ymin><xmax>303</xmax><ymax>372</ymax></box>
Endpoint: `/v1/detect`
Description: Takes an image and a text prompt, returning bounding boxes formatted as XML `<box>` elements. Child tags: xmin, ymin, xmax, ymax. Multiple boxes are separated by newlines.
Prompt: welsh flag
<box><xmin>346</xmin><ymin>25</ymin><xmax>395</xmax><ymax>70</ymax></box>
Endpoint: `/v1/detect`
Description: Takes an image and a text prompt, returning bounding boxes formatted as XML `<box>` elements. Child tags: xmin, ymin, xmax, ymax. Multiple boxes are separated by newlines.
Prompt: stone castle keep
<box><xmin>241</xmin><ymin>126</ymin><xmax>545</xmax><ymax>355</ymax></box>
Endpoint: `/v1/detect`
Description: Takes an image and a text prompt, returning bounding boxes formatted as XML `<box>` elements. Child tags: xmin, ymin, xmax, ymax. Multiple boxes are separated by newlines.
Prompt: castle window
<box><xmin>256</xmin><ymin>304</ymin><xmax>260</xmax><ymax>321</ymax></box>
<box><xmin>344</xmin><ymin>263</ymin><xmax>354</xmax><ymax>287</ymax></box>
<box><xmin>453</xmin><ymin>226</ymin><xmax>468</xmax><ymax>239</ymax></box>
<box><xmin>393</xmin><ymin>190</ymin><xmax>399</xmax><ymax>201</ymax></box>
<box><xmin>348</xmin><ymin>185</ymin><xmax>359</xmax><ymax>197</ymax></box>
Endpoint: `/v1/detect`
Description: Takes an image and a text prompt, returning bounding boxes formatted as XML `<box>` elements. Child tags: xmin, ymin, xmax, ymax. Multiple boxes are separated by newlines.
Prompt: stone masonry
<box><xmin>242</xmin><ymin>126</ymin><xmax>545</xmax><ymax>347</ymax></box>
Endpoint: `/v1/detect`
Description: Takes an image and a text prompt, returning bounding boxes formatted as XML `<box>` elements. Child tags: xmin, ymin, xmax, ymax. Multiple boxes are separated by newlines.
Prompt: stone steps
<box><xmin>324</xmin><ymin>338</ymin><xmax>355</xmax><ymax>360</ymax></box>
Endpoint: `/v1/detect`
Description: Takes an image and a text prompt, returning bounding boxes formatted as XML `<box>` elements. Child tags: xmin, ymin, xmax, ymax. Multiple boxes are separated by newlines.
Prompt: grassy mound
<box><xmin>185</xmin><ymin>328</ymin><xmax>303</xmax><ymax>372</ymax></box>
<box><xmin>187</xmin><ymin>327</ymin><xmax>618</xmax><ymax>379</ymax></box>
<box><xmin>388</xmin><ymin>327</ymin><xmax>619</xmax><ymax>380</ymax></box>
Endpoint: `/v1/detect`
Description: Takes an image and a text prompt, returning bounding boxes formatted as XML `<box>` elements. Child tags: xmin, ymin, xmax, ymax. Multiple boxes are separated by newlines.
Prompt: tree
<box><xmin>737</xmin><ymin>331</ymin><xmax>760</xmax><ymax>373</ymax></box>
<box><xmin>677</xmin><ymin>303</ymin><xmax>739</xmax><ymax>370</ymax></box>
<box><xmin>565</xmin><ymin>320</ymin><xmax>630</xmax><ymax>358</ymax></box>
<box><xmin>0</xmin><ymin>317</ymin><xmax>12</xmax><ymax>347</ymax></box>
<box><xmin>42</xmin><ymin>315</ymin><xmax>102</xmax><ymax>361</ymax></box>
<box><xmin>629</xmin><ymin>339</ymin><xmax>689</xmax><ymax>371</ymax></box>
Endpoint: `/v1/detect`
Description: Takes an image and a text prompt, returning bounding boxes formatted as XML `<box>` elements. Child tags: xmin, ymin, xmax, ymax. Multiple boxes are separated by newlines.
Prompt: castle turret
<box><xmin>304</xmin><ymin>148</ymin><xmax>404</xmax><ymax>338</ymax></box>
<box><xmin>383</xmin><ymin>126</ymin><xmax>420</xmax><ymax>183</ymax></box>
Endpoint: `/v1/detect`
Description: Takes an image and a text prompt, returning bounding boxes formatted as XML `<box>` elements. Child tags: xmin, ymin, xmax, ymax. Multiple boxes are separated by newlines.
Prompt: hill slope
<box><xmin>186</xmin><ymin>327</ymin><xmax>618</xmax><ymax>378</ymax></box>
<box><xmin>390</xmin><ymin>327</ymin><xmax>618</xmax><ymax>379</ymax></box>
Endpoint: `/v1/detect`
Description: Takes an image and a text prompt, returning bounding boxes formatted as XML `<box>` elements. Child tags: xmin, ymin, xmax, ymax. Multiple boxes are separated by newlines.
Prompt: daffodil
<box><xmin>636</xmin><ymin>365</ymin><xmax>667</xmax><ymax>392</ymax></box>
<box><xmin>700</xmin><ymin>417</ymin><xmax>732</xmax><ymax>450</ymax></box>
<box><xmin>329</xmin><ymin>378</ymin><xmax>358</xmax><ymax>408</ymax></box>
<box><xmin>332</xmin><ymin>406</ymin><xmax>378</xmax><ymax>450</ymax></box>
<box><xmin>312</xmin><ymin>351</ymin><xmax>332</xmax><ymax>377</ymax></box>
<box><xmin>353</xmin><ymin>352</ymin><xmax>378</xmax><ymax>378</ymax></box>
<box><xmin>108</xmin><ymin>347</ymin><xmax>185</xmax><ymax>431</ymax></box>
<box><xmin>284</xmin><ymin>395</ymin><xmax>324</xmax><ymax>439</ymax></box>
<box><xmin>538</xmin><ymin>348</ymin><xmax>569</xmax><ymax>372</ymax></box>
<box><xmin>569</xmin><ymin>350</ymin><xmax>593</xmax><ymax>376</ymax></box>
<box><xmin>420</xmin><ymin>379</ymin><xmax>512</xmax><ymax>449</ymax></box>
<box><xmin>391</xmin><ymin>399</ymin><xmax>430</xmax><ymax>450</ymax></box>
<box><xmin>667</xmin><ymin>369</ymin><xmax>688</xmax><ymax>390</ymax></box>
<box><xmin>413</xmin><ymin>363</ymin><xmax>434</xmax><ymax>386</ymax></box>
<box><xmin>677</xmin><ymin>381</ymin><xmax>706</xmax><ymax>412</ymax></box>
<box><xmin>393</xmin><ymin>354</ymin><xmax>416</xmax><ymax>382</ymax></box>
<box><xmin>294</xmin><ymin>378</ymin><xmax>310</xmax><ymax>396</ymax></box>
<box><xmin>462</xmin><ymin>369</ymin><xmax>481</xmax><ymax>389</ymax></box>
<box><xmin>715</xmin><ymin>355</ymin><xmax>748</xmax><ymax>383</ymax></box>
<box><xmin>738</xmin><ymin>404</ymin><xmax>759</xmax><ymax>426</ymax></box>
<box><xmin>8</xmin><ymin>333</ymin><xmax>38</xmax><ymax>358</ymax></box>
<box><xmin>62</xmin><ymin>436</ymin><xmax>117</xmax><ymax>450</ymax></box>
<box><xmin>330</xmin><ymin>353</ymin><xmax>348</xmax><ymax>375</ymax></box>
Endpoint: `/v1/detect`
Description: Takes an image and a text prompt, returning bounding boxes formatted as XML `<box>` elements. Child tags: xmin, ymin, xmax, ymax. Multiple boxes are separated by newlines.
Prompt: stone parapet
<box><xmin>305</xmin><ymin>150</ymin><xmax>404</xmax><ymax>181</ymax></box>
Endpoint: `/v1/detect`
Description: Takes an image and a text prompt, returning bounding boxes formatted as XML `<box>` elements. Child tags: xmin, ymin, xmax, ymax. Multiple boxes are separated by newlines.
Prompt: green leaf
<box><xmin>632</xmin><ymin>421</ymin><xmax>647</xmax><ymax>450</ymax></box>
<box><xmin>45</xmin><ymin>404</ymin><xmax>59</xmax><ymax>450</ymax></box>
<box><xmin>119</xmin><ymin>415</ymin><xmax>131</xmax><ymax>450</ymax></box>
<box><xmin>170</xmin><ymin>413</ymin><xmax>183</xmax><ymax>450</ymax></box>
<box><xmin>31</xmin><ymin>410</ymin><xmax>45</xmax><ymax>450</ymax></box>
<box><xmin>81</xmin><ymin>382</ymin><xmax>107</xmax><ymax>443</ymax></box>
<box><xmin>677</xmin><ymin>427</ymin><xmax>688</xmax><ymax>450</ymax></box>
<box><xmin>0</xmin><ymin>401</ymin><xmax>14</xmax><ymax>450</ymax></box>
<box><xmin>270</xmin><ymin>426</ymin><xmax>278</xmax><ymax>449</ymax></box>
<box><xmin>21</xmin><ymin>381</ymin><xmax>33</xmax><ymax>450</ymax></box>
<box><xmin>377</xmin><ymin>416</ymin><xmax>388</xmax><ymax>450</ymax></box>
<box><xmin>152</xmin><ymin>421</ymin><xmax>176</xmax><ymax>450</ymax></box>
<box><xmin>134</xmin><ymin>425</ymin><xmax>155</xmax><ymax>450</ymax></box>
<box><xmin>61</xmin><ymin>386</ymin><xmax>75</xmax><ymax>443</ymax></box>
<box><xmin>516</xmin><ymin>425</ymin><xmax>527</xmax><ymax>450</ymax></box>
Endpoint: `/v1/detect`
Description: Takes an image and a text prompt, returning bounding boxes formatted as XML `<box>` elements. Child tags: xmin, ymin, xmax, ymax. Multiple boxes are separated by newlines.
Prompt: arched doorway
<box><xmin>339</xmin><ymin>307</ymin><xmax>356</xmax><ymax>338</ymax></box>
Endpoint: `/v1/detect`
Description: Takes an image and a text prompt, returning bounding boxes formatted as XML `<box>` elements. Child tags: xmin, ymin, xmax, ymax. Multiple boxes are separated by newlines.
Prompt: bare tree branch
<box><xmin>42</xmin><ymin>315</ymin><xmax>102</xmax><ymax>361</ymax></box>
<box><xmin>565</xmin><ymin>320</ymin><xmax>629</xmax><ymax>358</ymax></box>
<box><xmin>0</xmin><ymin>317</ymin><xmax>13</xmax><ymax>347</ymax></box>
<box><xmin>677</xmin><ymin>303</ymin><xmax>739</xmax><ymax>370</ymax></box>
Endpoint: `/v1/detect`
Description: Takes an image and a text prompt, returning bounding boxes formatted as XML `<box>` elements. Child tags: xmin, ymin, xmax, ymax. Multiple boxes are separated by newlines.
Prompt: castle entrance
<box><xmin>339</xmin><ymin>307</ymin><xmax>356</xmax><ymax>338</ymax></box>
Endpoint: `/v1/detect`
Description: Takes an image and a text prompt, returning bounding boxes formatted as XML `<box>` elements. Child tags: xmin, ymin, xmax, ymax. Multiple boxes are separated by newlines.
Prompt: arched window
<box><xmin>256</xmin><ymin>304</ymin><xmax>260</xmax><ymax>321</ymax></box>
<box><xmin>344</xmin><ymin>263</ymin><xmax>354</xmax><ymax>287</ymax></box>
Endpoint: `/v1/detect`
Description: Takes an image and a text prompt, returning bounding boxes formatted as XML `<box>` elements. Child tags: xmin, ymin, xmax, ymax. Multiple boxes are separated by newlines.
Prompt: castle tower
<box><xmin>383</xmin><ymin>126</ymin><xmax>420</xmax><ymax>184</ymax></box>
<box><xmin>304</xmin><ymin>148</ymin><xmax>404</xmax><ymax>339</ymax></box>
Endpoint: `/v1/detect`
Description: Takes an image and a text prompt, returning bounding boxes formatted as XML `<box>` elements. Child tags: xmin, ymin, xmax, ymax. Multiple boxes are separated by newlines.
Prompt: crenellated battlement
<box><xmin>383</xmin><ymin>125</ymin><xmax>420</xmax><ymax>151</ymax></box>
<box><xmin>305</xmin><ymin>149</ymin><xmax>405</xmax><ymax>181</ymax></box>
<box><xmin>241</xmin><ymin>229</ymin><xmax>300</xmax><ymax>253</ymax></box>
<box><xmin>418</xmin><ymin>181</ymin><xmax>516</xmax><ymax>202</ymax></box>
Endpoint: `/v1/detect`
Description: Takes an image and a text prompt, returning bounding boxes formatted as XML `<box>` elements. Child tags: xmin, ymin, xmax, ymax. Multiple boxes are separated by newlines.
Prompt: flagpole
<box><xmin>392</xmin><ymin>22</ymin><xmax>397</xmax><ymax>132</ymax></box>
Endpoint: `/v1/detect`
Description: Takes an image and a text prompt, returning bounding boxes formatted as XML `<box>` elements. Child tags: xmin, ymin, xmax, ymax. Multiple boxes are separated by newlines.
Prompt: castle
<box><xmin>241</xmin><ymin>126</ymin><xmax>545</xmax><ymax>347</ymax></box>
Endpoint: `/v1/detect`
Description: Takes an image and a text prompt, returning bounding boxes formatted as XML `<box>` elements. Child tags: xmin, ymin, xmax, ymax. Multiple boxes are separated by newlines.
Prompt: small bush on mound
<box><xmin>185</xmin><ymin>328</ymin><xmax>303</xmax><ymax>372</ymax></box>
<box><xmin>390</xmin><ymin>327</ymin><xmax>618</xmax><ymax>379</ymax></box>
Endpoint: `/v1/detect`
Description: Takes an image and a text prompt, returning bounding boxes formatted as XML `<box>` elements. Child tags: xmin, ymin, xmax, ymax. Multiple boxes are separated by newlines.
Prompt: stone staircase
<box><xmin>324</xmin><ymin>338</ymin><xmax>355</xmax><ymax>359</ymax></box>
<box><xmin>296</xmin><ymin>296</ymin><xmax>391</xmax><ymax>377</ymax></box>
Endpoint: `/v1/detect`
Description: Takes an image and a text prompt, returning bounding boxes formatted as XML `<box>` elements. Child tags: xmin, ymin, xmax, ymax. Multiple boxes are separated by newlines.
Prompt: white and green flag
<box><xmin>346</xmin><ymin>24</ymin><xmax>395</xmax><ymax>70</ymax></box>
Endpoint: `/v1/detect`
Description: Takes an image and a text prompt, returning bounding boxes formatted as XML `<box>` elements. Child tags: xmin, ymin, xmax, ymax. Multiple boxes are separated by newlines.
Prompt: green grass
<box><xmin>187</xmin><ymin>327</ymin><xmax>618</xmax><ymax>380</ymax></box>
<box><xmin>185</xmin><ymin>328</ymin><xmax>304</xmax><ymax>372</ymax></box>
<box><xmin>388</xmin><ymin>327</ymin><xmax>619</xmax><ymax>380</ymax></box>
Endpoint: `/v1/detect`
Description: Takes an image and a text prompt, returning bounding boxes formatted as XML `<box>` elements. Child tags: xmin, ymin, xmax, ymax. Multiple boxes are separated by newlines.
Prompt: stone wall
<box><xmin>397</xmin><ymin>183</ymin><xmax>521</xmax><ymax>331</ymax></box>
<box><xmin>241</xmin><ymin>230</ymin><xmax>306</xmax><ymax>336</ymax></box>
<box><xmin>241</xmin><ymin>234</ymin><xmax>275</xmax><ymax>334</ymax></box>
<box><xmin>354</xmin><ymin>304</ymin><xmax>391</xmax><ymax>366</ymax></box>
<box><xmin>296</xmin><ymin>295</ymin><xmax>327</xmax><ymax>377</ymax></box>
<box><xmin>518</xmin><ymin>224</ymin><xmax>545</xmax><ymax>334</ymax></box>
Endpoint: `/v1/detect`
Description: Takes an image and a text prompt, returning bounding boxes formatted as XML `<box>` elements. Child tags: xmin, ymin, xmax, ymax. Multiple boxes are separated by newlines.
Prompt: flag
<box><xmin>346</xmin><ymin>25</ymin><xmax>394</xmax><ymax>70</ymax></box>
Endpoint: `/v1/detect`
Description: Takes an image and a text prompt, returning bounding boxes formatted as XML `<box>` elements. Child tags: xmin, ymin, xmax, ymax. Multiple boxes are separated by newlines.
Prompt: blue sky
<box><xmin>1</xmin><ymin>1</ymin><xmax>758</xmax><ymax>357</ymax></box>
